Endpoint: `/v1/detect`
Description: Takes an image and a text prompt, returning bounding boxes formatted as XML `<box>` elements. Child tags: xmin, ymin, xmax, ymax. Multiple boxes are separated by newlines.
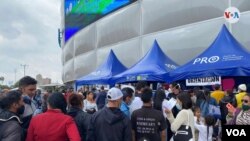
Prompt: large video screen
<box><xmin>64</xmin><ymin>0</ymin><xmax>137</xmax><ymax>43</ymax></box>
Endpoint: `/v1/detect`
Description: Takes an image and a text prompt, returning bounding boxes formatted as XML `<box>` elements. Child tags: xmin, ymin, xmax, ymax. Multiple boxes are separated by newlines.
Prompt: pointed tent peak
<box><xmin>106</xmin><ymin>49</ymin><xmax>117</xmax><ymax>62</ymax></box>
<box><xmin>153</xmin><ymin>39</ymin><xmax>159</xmax><ymax>45</ymax></box>
<box><xmin>222</xmin><ymin>24</ymin><xmax>228</xmax><ymax>30</ymax></box>
<box><xmin>219</xmin><ymin>24</ymin><xmax>231</xmax><ymax>37</ymax></box>
<box><xmin>107</xmin><ymin>49</ymin><xmax>115</xmax><ymax>58</ymax></box>
<box><xmin>105</xmin><ymin>49</ymin><xmax>127</xmax><ymax>69</ymax></box>
<box><xmin>138</xmin><ymin>40</ymin><xmax>179</xmax><ymax>68</ymax></box>
<box><xmin>148</xmin><ymin>40</ymin><xmax>175</xmax><ymax>62</ymax></box>
<box><xmin>200</xmin><ymin>24</ymin><xmax>249</xmax><ymax>55</ymax></box>
<box><xmin>216</xmin><ymin>24</ymin><xmax>237</xmax><ymax>43</ymax></box>
<box><xmin>110</xmin><ymin>49</ymin><xmax>115</xmax><ymax>55</ymax></box>
<box><xmin>106</xmin><ymin>49</ymin><xmax>121</xmax><ymax>64</ymax></box>
<box><xmin>147</xmin><ymin>40</ymin><xmax>164</xmax><ymax>56</ymax></box>
<box><xmin>152</xmin><ymin>39</ymin><xmax>161</xmax><ymax>50</ymax></box>
<box><xmin>96</xmin><ymin>50</ymin><xmax>118</xmax><ymax>70</ymax></box>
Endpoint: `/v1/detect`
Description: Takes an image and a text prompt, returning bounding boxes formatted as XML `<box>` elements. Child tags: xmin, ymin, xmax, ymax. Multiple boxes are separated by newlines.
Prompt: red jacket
<box><xmin>26</xmin><ymin>109</ymin><xmax>81</xmax><ymax>141</ymax></box>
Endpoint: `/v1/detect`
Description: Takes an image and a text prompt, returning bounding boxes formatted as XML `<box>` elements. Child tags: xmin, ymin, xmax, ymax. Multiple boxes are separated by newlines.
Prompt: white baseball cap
<box><xmin>107</xmin><ymin>87</ymin><xmax>123</xmax><ymax>100</ymax></box>
<box><xmin>238</xmin><ymin>84</ymin><xmax>247</xmax><ymax>91</ymax></box>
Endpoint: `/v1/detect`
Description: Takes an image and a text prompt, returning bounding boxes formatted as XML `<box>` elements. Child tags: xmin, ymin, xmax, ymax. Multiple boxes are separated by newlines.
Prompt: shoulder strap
<box><xmin>84</xmin><ymin>100</ymin><xmax>87</xmax><ymax>106</ymax></box>
<box><xmin>186</xmin><ymin>110</ymin><xmax>190</xmax><ymax>126</ymax></box>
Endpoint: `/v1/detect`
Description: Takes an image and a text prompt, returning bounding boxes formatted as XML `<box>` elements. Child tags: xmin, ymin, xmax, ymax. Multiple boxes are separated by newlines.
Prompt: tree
<box><xmin>13</xmin><ymin>81</ymin><xmax>19</xmax><ymax>88</ymax></box>
<box><xmin>0</xmin><ymin>84</ymin><xmax>10</xmax><ymax>90</ymax></box>
<box><xmin>0</xmin><ymin>76</ymin><xmax>4</xmax><ymax>84</ymax></box>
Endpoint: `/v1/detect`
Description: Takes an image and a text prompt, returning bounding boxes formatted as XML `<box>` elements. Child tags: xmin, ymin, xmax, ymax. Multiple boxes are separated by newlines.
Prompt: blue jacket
<box><xmin>200</xmin><ymin>97</ymin><xmax>218</xmax><ymax>117</ymax></box>
<box><xmin>120</xmin><ymin>101</ymin><xmax>130</xmax><ymax>117</ymax></box>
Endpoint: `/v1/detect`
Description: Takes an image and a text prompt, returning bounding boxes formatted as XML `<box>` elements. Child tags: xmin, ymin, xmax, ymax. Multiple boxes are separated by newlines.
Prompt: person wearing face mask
<box><xmin>165</xmin><ymin>83</ymin><xmax>181</xmax><ymax>141</ymax></box>
<box><xmin>188</xmin><ymin>89</ymin><xmax>197</xmax><ymax>107</ymax></box>
<box><xmin>0</xmin><ymin>90</ymin><xmax>25</xmax><ymax>141</ymax></box>
<box><xmin>120</xmin><ymin>87</ymin><xmax>134</xmax><ymax>117</ymax></box>
<box><xmin>227</xmin><ymin>93</ymin><xmax>250</xmax><ymax>125</ymax></box>
<box><xmin>87</xmin><ymin>87</ymin><xmax>132</xmax><ymax>141</ymax></box>
<box><xmin>165</xmin><ymin>92</ymin><xmax>195</xmax><ymax>141</ymax></box>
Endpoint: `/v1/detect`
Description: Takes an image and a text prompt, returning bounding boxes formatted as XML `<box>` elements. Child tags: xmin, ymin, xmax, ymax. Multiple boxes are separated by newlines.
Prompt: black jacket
<box><xmin>96</xmin><ymin>91</ymin><xmax>107</xmax><ymax>110</ymax></box>
<box><xmin>67</xmin><ymin>107</ymin><xmax>91</xmax><ymax>141</ymax></box>
<box><xmin>0</xmin><ymin>108</ymin><xmax>23</xmax><ymax>141</ymax></box>
<box><xmin>87</xmin><ymin>106</ymin><xmax>132</xmax><ymax>141</ymax></box>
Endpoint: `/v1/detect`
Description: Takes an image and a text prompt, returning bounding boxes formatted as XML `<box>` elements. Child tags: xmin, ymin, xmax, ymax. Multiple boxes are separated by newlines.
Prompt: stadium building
<box><xmin>60</xmin><ymin>0</ymin><xmax>250</xmax><ymax>84</ymax></box>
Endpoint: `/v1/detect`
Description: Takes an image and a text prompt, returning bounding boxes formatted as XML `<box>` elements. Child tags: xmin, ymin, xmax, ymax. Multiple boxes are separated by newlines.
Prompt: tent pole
<box><xmin>228</xmin><ymin>0</ymin><xmax>232</xmax><ymax>33</ymax></box>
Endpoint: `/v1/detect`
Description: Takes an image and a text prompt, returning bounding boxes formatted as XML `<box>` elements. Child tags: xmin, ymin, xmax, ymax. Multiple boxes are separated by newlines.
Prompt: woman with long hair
<box><xmin>83</xmin><ymin>91</ymin><xmax>98</xmax><ymax>114</ymax></box>
<box><xmin>165</xmin><ymin>92</ymin><xmax>195</xmax><ymax>141</ymax></box>
<box><xmin>68</xmin><ymin>94</ymin><xmax>91</xmax><ymax>141</ymax></box>
<box><xmin>199</xmin><ymin>89</ymin><xmax>217</xmax><ymax>117</ymax></box>
<box><xmin>194</xmin><ymin>115</ymin><xmax>216</xmax><ymax>141</ymax></box>
<box><xmin>153</xmin><ymin>89</ymin><xmax>166</xmax><ymax>111</ymax></box>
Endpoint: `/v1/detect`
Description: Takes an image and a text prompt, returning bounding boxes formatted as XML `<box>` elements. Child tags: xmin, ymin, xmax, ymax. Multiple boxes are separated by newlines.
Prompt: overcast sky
<box><xmin>0</xmin><ymin>0</ymin><xmax>62</xmax><ymax>85</ymax></box>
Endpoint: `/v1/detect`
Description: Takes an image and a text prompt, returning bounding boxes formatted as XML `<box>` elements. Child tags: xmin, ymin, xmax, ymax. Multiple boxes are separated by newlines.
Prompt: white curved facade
<box><xmin>61</xmin><ymin>0</ymin><xmax>250</xmax><ymax>83</ymax></box>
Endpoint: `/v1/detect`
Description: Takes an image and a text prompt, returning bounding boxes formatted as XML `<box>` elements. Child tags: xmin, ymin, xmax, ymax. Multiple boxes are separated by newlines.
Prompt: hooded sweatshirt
<box><xmin>87</xmin><ymin>106</ymin><xmax>132</xmax><ymax>141</ymax></box>
<box><xmin>0</xmin><ymin>108</ymin><xmax>22</xmax><ymax>141</ymax></box>
<box><xmin>67</xmin><ymin>107</ymin><xmax>91</xmax><ymax>141</ymax></box>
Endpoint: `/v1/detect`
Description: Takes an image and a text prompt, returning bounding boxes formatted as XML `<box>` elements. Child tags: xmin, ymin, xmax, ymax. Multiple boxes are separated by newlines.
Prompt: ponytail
<box><xmin>207</xmin><ymin>125</ymin><xmax>209</xmax><ymax>141</ymax></box>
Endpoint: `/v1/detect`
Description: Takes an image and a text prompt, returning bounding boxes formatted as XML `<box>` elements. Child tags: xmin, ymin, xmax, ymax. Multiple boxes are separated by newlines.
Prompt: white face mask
<box><xmin>176</xmin><ymin>102</ymin><xmax>182</xmax><ymax>110</ymax></box>
<box><xmin>168</xmin><ymin>88</ymin><xmax>172</xmax><ymax>93</ymax></box>
<box><xmin>191</xmin><ymin>96</ymin><xmax>197</xmax><ymax>104</ymax></box>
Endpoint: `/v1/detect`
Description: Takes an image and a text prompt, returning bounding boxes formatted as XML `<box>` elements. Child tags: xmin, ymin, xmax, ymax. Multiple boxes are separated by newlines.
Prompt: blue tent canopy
<box><xmin>75</xmin><ymin>50</ymin><xmax>127</xmax><ymax>86</ymax></box>
<box><xmin>113</xmin><ymin>40</ymin><xmax>179</xmax><ymax>83</ymax></box>
<box><xmin>170</xmin><ymin>24</ymin><xmax>250</xmax><ymax>81</ymax></box>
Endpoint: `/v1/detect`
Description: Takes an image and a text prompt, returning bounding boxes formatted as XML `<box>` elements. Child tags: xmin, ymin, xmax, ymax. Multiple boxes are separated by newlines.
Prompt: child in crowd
<box><xmin>194</xmin><ymin>115</ymin><xmax>216</xmax><ymax>141</ymax></box>
<box><xmin>193</xmin><ymin>107</ymin><xmax>204</xmax><ymax>141</ymax></box>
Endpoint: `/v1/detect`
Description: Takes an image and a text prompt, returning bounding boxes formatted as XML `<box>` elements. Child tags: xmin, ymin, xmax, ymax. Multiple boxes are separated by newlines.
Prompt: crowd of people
<box><xmin>1</xmin><ymin>76</ymin><xmax>250</xmax><ymax>141</ymax></box>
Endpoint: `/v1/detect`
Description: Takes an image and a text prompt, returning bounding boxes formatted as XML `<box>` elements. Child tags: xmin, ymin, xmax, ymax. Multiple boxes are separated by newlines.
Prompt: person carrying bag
<box><xmin>165</xmin><ymin>92</ymin><xmax>195</xmax><ymax>141</ymax></box>
<box><xmin>173</xmin><ymin>110</ymin><xmax>193</xmax><ymax>141</ymax></box>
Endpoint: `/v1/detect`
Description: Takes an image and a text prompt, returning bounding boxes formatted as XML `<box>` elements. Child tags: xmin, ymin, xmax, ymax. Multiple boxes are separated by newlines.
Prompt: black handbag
<box><xmin>173</xmin><ymin>111</ymin><xmax>193</xmax><ymax>141</ymax></box>
<box><xmin>86</xmin><ymin>108</ymin><xmax>96</xmax><ymax>114</ymax></box>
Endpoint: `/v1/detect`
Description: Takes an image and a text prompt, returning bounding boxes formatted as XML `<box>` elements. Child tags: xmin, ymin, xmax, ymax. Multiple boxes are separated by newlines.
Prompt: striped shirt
<box><xmin>236</xmin><ymin>110</ymin><xmax>250</xmax><ymax>125</ymax></box>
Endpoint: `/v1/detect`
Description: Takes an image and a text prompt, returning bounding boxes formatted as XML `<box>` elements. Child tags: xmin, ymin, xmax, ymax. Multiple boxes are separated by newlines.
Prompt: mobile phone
<box><xmin>226</xmin><ymin>103</ymin><xmax>236</xmax><ymax>113</ymax></box>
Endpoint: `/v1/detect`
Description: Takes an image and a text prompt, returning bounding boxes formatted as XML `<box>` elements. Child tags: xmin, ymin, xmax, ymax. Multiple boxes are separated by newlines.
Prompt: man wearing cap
<box><xmin>87</xmin><ymin>87</ymin><xmax>132</xmax><ymax>141</ymax></box>
<box><xmin>234</xmin><ymin>84</ymin><xmax>247</xmax><ymax>108</ymax></box>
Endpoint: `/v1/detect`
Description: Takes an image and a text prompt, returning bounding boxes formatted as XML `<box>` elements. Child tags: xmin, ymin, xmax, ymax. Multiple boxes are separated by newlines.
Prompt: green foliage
<box><xmin>0</xmin><ymin>84</ymin><xmax>10</xmax><ymax>89</ymax></box>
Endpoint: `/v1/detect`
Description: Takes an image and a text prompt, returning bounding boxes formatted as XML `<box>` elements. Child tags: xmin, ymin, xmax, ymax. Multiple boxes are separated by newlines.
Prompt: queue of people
<box><xmin>1</xmin><ymin>76</ymin><xmax>250</xmax><ymax>141</ymax></box>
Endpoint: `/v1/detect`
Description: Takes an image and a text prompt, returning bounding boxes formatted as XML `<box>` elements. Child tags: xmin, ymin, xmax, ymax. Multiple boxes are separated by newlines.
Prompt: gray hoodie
<box><xmin>0</xmin><ymin>108</ymin><xmax>22</xmax><ymax>141</ymax></box>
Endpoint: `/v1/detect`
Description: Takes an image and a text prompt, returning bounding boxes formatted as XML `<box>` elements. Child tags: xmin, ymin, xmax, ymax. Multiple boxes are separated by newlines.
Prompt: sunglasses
<box><xmin>241</xmin><ymin>99</ymin><xmax>249</xmax><ymax>103</ymax></box>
